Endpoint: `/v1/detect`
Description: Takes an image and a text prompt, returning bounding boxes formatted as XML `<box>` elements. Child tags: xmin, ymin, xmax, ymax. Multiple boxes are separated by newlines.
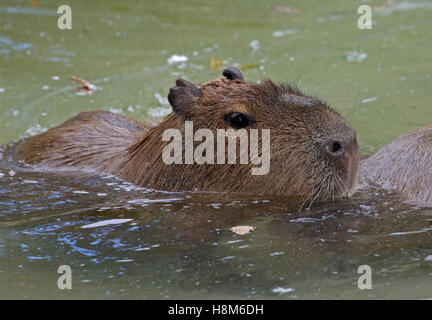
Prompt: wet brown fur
<box><xmin>362</xmin><ymin>125</ymin><xmax>432</xmax><ymax>204</ymax></box>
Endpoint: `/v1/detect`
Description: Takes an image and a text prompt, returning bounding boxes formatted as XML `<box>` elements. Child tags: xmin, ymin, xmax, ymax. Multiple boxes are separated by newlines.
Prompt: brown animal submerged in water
<box><xmin>13</xmin><ymin>68</ymin><xmax>431</xmax><ymax>203</ymax></box>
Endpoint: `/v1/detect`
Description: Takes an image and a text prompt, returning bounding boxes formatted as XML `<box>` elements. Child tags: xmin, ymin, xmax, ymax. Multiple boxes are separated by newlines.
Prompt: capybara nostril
<box><xmin>323</xmin><ymin>138</ymin><xmax>345</xmax><ymax>157</ymax></box>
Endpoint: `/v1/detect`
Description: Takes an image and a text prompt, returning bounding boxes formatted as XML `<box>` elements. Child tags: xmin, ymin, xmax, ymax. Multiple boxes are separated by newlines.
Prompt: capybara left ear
<box><xmin>223</xmin><ymin>67</ymin><xmax>244</xmax><ymax>81</ymax></box>
<box><xmin>168</xmin><ymin>78</ymin><xmax>201</xmax><ymax>116</ymax></box>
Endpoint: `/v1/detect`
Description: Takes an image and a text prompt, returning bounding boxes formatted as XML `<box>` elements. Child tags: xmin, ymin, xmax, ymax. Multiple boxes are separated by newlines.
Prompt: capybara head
<box><xmin>162</xmin><ymin>67</ymin><xmax>360</xmax><ymax>200</ymax></box>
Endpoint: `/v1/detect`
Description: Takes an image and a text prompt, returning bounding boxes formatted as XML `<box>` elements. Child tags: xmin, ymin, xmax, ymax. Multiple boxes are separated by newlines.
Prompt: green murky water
<box><xmin>0</xmin><ymin>0</ymin><xmax>431</xmax><ymax>299</ymax></box>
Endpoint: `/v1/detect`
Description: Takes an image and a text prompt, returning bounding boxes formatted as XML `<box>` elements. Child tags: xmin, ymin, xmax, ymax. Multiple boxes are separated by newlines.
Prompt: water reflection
<box><xmin>0</xmin><ymin>163</ymin><xmax>431</xmax><ymax>299</ymax></box>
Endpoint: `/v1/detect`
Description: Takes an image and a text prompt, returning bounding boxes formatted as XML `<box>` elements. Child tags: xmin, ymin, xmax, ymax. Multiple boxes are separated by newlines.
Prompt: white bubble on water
<box><xmin>25</xmin><ymin>124</ymin><xmax>47</xmax><ymax>136</ymax></box>
<box><xmin>270</xmin><ymin>251</ymin><xmax>284</xmax><ymax>256</ymax></box>
<box><xmin>23</xmin><ymin>180</ymin><xmax>38</xmax><ymax>184</ymax></box>
<box><xmin>154</xmin><ymin>93</ymin><xmax>169</xmax><ymax>106</ymax></box>
<box><xmin>135</xmin><ymin>247</ymin><xmax>150</xmax><ymax>251</ymax></box>
<box><xmin>361</xmin><ymin>97</ymin><xmax>378</xmax><ymax>103</ymax></box>
<box><xmin>108</xmin><ymin>107</ymin><xmax>123</xmax><ymax>114</ymax></box>
<box><xmin>345</xmin><ymin>50</ymin><xmax>367</xmax><ymax>62</ymax></box>
<box><xmin>272</xmin><ymin>287</ymin><xmax>295</xmax><ymax>294</ymax></box>
<box><xmin>167</xmin><ymin>54</ymin><xmax>188</xmax><ymax>65</ymax></box>
<box><xmin>177</xmin><ymin>62</ymin><xmax>187</xmax><ymax>69</ymax></box>
<box><xmin>272</xmin><ymin>29</ymin><xmax>297</xmax><ymax>37</ymax></box>
<box><xmin>147</xmin><ymin>106</ymin><xmax>171</xmax><ymax>118</ymax></box>
<box><xmin>249</xmin><ymin>40</ymin><xmax>260</xmax><ymax>51</ymax></box>
<box><xmin>72</xmin><ymin>190</ymin><xmax>89</xmax><ymax>194</ymax></box>
<box><xmin>81</xmin><ymin>219</ymin><xmax>133</xmax><ymax>229</ymax></box>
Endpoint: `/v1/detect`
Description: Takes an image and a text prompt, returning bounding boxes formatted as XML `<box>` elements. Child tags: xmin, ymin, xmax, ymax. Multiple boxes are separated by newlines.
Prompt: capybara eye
<box><xmin>224</xmin><ymin>112</ymin><xmax>255</xmax><ymax>129</ymax></box>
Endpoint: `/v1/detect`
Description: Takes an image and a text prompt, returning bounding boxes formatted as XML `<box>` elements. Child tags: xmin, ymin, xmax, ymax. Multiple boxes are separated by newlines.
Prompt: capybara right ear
<box><xmin>167</xmin><ymin>78</ymin><xmax>201</xmax><ymax>116</ymax></box>
<box><xmin>222</xmin><ymin>67</ymin><xmax>244</xmax><ymax>81</ymax></box>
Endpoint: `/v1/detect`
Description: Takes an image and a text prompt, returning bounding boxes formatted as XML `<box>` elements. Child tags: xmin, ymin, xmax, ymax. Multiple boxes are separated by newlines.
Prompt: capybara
<box><xmin>361</xmin><ymin>125</ymin><xmax>432</xmax><ymax>203</ymax></box>
<box><xmin>13</xmin><ymin>68</ymin><xmax>431</xmax><ymax>203</ymax></box>
<box><xmin>14</xmin><ymin>67</ymin><xmax>360</xmax><ymax>200</ymax></box>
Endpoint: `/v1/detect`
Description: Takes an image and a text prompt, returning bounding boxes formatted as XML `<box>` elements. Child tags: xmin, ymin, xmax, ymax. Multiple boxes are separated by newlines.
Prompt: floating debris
<box><xmin>71</xmin><ymin>76</ymin><xmax>97</xmax><ymax>95</ymax></box>
<box><xmin>210</xmin><ymin>56</ymin><xmax>224</xmax><ymax>72</ymax></box>
<box><xmin>167</xmin><ymin>54</ymin><xmax>188</xmax><ymax>65</ymax></box>
<box><xmin>231</xmin><ymin>225</ymin><xmax>255</xmax><ymax>235</ymax></box>
<box><xmin>237</xmin><ymin>64</ymin><xmax>259</xmax><ymax>71</ymax></box>
<box><xmin>361</xmin><ymin>97</ymin><xmax>378</xmax><ymax>103</ymax></box>
<box><xmin>134</xmin><ymin>247</ymin><xmax>150</xmax><ymax>251</ymax></box>
<box><xmin>375</xmin><ymin>0</ymin><xmax>393</xmax><ymax>10</ymax></box>
<box><xmin>272</xmin><ymin>29</ymin><xmax>297</xmax><ymax>37</ymax></box>
<box><xmin>23</xmin><ymin>179</ymin><xmax>39</xmax><ymax>184</ymax></box>
<box><xmin>72</xmin><ymin>190</ymin><xmax>89</xmax><ymax>194</ymax></box>
<box><xmin>30</xmin><ymin>0</ymin><xmax>42</xmax><ymax>6</ymax></box>
<box><xmin>345</xmin><ymin>50</ymin><xmax>367</xmax><ymax>62</ymax></box>
<box><xmin>218</xmin><ymin>256</ymin><xmax>236</xmax><ymax>262</ymax></box>
<box><xmin>273</xmin><ymin>6</ymin><xmax>301</xmax><ymax>15</ymax></box>
<box><xmin>272</xmin><ymin>287</ymin><xmax>295</xmax><ymax>294</ymax></box>
<box><xmin>270</xmin><ymin>251</ymin><xmax>284</xmax><ymax>256</ymax></box>
<box><xmin>374</xmin><ymin>1</ymin><xmax>432</xmax><ymax>13</ymax></box>
<box><xmin>81</xmin><ymin>218</ymin><xmax>133</xmax><ymax>229</ymax></box>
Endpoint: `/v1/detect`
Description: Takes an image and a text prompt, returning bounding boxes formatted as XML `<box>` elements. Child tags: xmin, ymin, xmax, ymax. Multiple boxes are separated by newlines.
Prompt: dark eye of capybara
<box><xmin>224</xmin><ymin>112</ymin><xmax>256</xmax><ymax>129</ymax></box>
<box><xmin>330</xmin><ymin>140</ymin><xmax>343</xmax><ymax>155</ymax></box>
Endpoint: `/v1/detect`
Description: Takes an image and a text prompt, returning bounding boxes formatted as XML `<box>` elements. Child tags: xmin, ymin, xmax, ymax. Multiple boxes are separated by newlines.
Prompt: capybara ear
<box><xmin>168</xmin><ymin>78</ymin><xmax>201</xmax><ymax>116</ymax></box>
<box><xmin>222</xmin><ymin>67</ymin><xmax>244</xmax><ymax>81</ymax></box>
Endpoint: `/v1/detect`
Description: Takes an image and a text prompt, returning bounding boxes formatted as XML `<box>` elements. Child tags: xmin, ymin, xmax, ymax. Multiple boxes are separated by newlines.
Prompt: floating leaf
<box><xmin>238</xmin><ymin>64</ymin><xmax>259</xmax><ymax>71</ymax></box>
<box><xmin>71</xmin><ymin>76</ymin><xmax>97</xmax><ymax>95</ymax></box>
<box><xmin>231</xmin><ymin>225</ymin><xmax>255</xmax><ymax>235</ymax></box>
<box><xmin>210</xmin><ymin>57</ymin><xmax>225</xmax><ymax>72</ymax></box>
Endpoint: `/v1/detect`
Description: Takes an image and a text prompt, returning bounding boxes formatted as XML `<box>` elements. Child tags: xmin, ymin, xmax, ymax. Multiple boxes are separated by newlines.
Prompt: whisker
<box><xmin>298</xmin><ymin>168</ymin><xmax>317</xmax><ymax>212</ymax></box>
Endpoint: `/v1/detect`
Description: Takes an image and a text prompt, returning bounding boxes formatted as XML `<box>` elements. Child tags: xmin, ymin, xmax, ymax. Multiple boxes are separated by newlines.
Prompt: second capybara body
<box><xmin>12</xmin><ymin>68</ymin><xmax>431</xmax><ymax>204</ymax></box>
<box><xmin>361</xmin><ymin>125</ymin><xmax>432</xmax><ymax>203</ymax></box>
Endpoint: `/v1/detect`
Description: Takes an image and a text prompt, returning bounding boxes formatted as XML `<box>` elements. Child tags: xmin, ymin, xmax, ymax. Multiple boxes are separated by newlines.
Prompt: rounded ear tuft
<box><xmin>223</xmin><ymin>67</ymin><xmax>244</xmax><ymax>81</ymax></box>
<box><xmin>168</xmin><ymin>78</ymin><xmax>201</xmax><ymax>116</ymax></box>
